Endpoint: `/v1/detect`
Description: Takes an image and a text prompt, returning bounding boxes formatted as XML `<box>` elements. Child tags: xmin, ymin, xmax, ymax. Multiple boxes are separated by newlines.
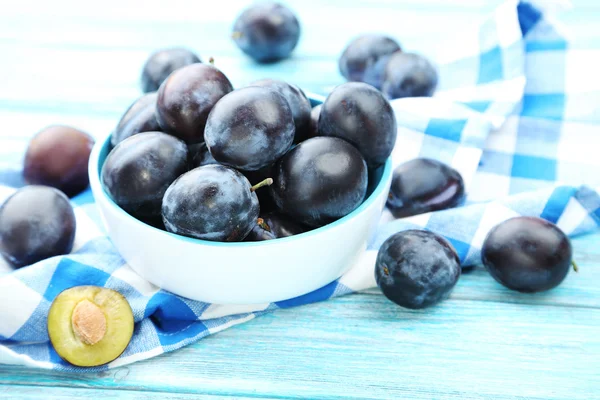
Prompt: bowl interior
<box><xmin>92</xmin><ymin>93</ymin><xmax>392</xmax><ymax>247</ymax></box>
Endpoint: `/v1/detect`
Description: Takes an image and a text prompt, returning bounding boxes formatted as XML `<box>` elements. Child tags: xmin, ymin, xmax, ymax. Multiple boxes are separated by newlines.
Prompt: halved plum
<box><xmin>48</xmin><ymin>286</ymin><xmax>134</xmax><ymax>367</ymax></box>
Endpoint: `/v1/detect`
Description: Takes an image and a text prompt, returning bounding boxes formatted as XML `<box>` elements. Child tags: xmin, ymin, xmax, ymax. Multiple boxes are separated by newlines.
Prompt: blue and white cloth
<box><xmin>1</xmin><ymin>0</ymin><xmax>599</xmax><ymax>371</ymax></box>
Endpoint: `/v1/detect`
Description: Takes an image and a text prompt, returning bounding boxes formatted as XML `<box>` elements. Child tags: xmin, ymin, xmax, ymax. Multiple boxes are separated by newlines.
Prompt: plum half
<box><xmin>48</xmin><ymin>286</ymin><xmax>134</xmax><ymax>367</ymax></box>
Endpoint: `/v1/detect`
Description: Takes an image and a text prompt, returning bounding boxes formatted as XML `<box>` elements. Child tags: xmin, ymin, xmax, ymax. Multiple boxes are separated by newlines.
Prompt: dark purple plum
<box><xmin>0</xmin><ymin>186</ymin><xmax>76</xmax><ymax>268</ymax></box>
<box><xmin>338</xmin><ymin>34</ymin><xmax>401</xmax><ymax>89</ymax></box>
<box><xmin>204</xmin><ymin>86</ymin><xmax>295</xmax><ymax>171</ymax></box>
<box><xmin>156</xmin><ymin>64</ymin><xmax>233</xmax><ymax>144</ymax></box>
<box><xmin>249</xmin><ymin>79</ymin><xmax>311</xmax><ymax>143</ymax></box>
<box><xmin>270</xmin><ymin>136</ymin><xmax>368</xmax><ymax>228</ymax></box>
<box><xmin>387</xmin><ymin>158</ymin><xmax>465</xmax><ymax>218</ymax></box>
<box><xmin>318</xmin><ymin>82</ymin><xmax>397</xmax><ymax>168</ymax></box>
<box><xmin>24</xmin><ymin>125</ymin><xmax>95</xmax><ymax>197</ymax></box>
<box><xmin>162</xmin><ymin>165</ymin><xmax>260</xmax><ymax>242</ymax></box>
<box><xmin>232</xmin><ymin>2</ymin><xmax>300</xmax><ymax>63</ymax></box>
<box><xmin>101</xmin><ymin>132</ymin><xmax>188</xmax><ymax>219</ymax></box>
<box><xmin>188</xmin><ymin>143</ymin><xmax>219</xmax><ymax>169</ymax></box>
<box><xmin>375</xmin><ymin>230</ymin><xmax>461</xmax><ymax>309</ymax></box>
<box><xmin>481</xmin><ymin>217</ymin><xmax>573</xmax><ymax>293</ymax></box>
<box><xmin>246</xmin><ymin>212</ymin><xmax>308</xmax><ymax>241</ymax></box>
<box><xmin>381</xmin><ymin>52</ymin><xmax>438</xmax><ymax>99</ymax></box>
<box><xmin>309</xmin><ymin>104</ymin><xmax>321</xmax><ymax>139</ymax></box>
<box><xmin>141</xmin><ymin>48</ymin><xmax>201</xmax><ymax>93</ymax></box>
<box><xmin>111</xmin><ymin>92</ymin><xmax>161</xmax><ymax>147</ymax></box>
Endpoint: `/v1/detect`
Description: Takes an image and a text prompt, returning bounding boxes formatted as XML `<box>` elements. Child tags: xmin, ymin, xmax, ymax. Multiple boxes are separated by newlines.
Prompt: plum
<box><xmin>309</xmin><ymin>104</ymin><xmax>322</xmax><ymax>139</ymax></box>
<box><xmin>204</xmin><ymin>86</ymin><xmax>295</xmax><ymax>171</ymax></box>
<box><xmin>162</xmin><ymin>165</ymin><xmax>262</xmax><ymax>242</ymax></box>
<box><xmin>0</xmin><ymin>186</ymin><xmax>76</xmax><ymax>268</ymax></box>
<box><xmin>249</xmin><ymin>79</ymin><xmax>311</xmax><ymax>143</ymax></box>
<box><xmin>481</xmin><ymin>217</ymin><xmax>574</xmax><ymax>293</ymax></box>
<box><xmin>24</xmin><ymin>125</ymin><xmax>95</xmax><ymax>197</ymax></box>
<box><xmin>270</xmin><ymin>136</ymin><xmax>368</xmax><ymax>227</ymax></box>
<box><xmin>111</xmin><ymin>92</ymin><xmax>161</xmax><ymax>147</ymax></box>
<box><xmin>246</xmin><ymin>212</ymin><xmax>308</xmax><ymax>241</ymax></box>
<box><xmin>338</xmin><ymin>34</ymin><xmax>401</xmax><ymax>89</ymax></box>
<box><xmin>101</xmin><ymin>132</ymin><xmax>188</xmax><ymax>219</ymax></box>
<box><xmin>375</xmin><ymin>230</ymin><xmax>461</xmax><ymax>309</ymax></box>
<box><xmin>386</xmin><ymin>158</ymin><xmax>465</xmax><ymax>218</ymax></box>
<box><xmin>141</xmin><ymin>47</ymin><xmax>201</xmax><ymax>93</ymax></box>
<box><xmin>381</xmin><ymin>52</ymin><xmax>438</xmax><ymax>99</ymax></box>
<box><xmin>318</xmin><ymin>82</ymin><xmax>397</xmax><ymax>168</ymax></box>
<box><xmin>156</xmin><ymin>63</ymin><xmax>233</xmax><ymax>144</ymax></box>
<box><xmin>232</xmin><ymin>2</ymin><xmax>300</xmax><ymax>63</ymax></box>
<box><xmin>48</xmin><ymin>286</ymin><xmax>134</xmax><ymax>367</ymax></box>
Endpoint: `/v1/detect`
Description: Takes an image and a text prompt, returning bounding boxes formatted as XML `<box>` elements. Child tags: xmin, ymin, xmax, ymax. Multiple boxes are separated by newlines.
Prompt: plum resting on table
<box><xmin>270</xmin><ymin>136</ymin><xmax>368</xmax><ymax>228</ymax></box>
<box><xmin>141</xmin><ymin>47</ymin><xmax>201</xmax><ymax>93</ymax></box>
<box><xmin>156</xmin><ymin>63</ymin><xmax>233</xmax><ymax>144</ymax></box>
<box><xmin>101</xmin><ymin>131</ymin><xmax>188</xmax><ymax>220</ymax></box>
<box><xmin>249</xmin><ymin>79</ymin><xmax>312</xmax><ymax>143</ymax></box>
<box><xmin>481</xmin><ymin>216</ymin><xmax>573</xmax><ymax>293</ymax></box>
<box><xmin>232</xmin><ymin>2</ymin><xmax>300</xmax><ymax>63</ymax></box>
<box><xmin>162</xmin><ymin>165</ymin><xmax>261</xmax><ymax>242</ymax></box>
<box><xmin>386</xmin><ymin>158</ymin><xmax>465</xmax><ymax>218</ymax></box>
<box><xmin>111</xmin><ymin>92</ymin><xmax>161</xmax><ymax>147</ymax></box>
<box><xmin>0</xmin><ymin>185</ymin><xmax>76</xmax><ymax>268</ymax></box>
<box><xmin>381</xmin><ymin>52</ymin><xmax>438</xmax><ymax>99</ymax></box>
<box><xmin>318</xmin><ymin>82</ymin><xmax>397</xmax><ymax>168</ymax></box>
<box><xmin>338</xmin><ymin>34</ymin><xmax>401</xmax><ymax>89</ymax></box>
<box><xmin>375</xmin><ymin>230</ymin><xmax>461</xmax><ymax>309</ymax></box>
<box><xmin>24</xmin><ymin>125</ymin><xmax>95</xmax><ymax>197</ymax></box>
<box><xmin>246</xmin><ymin>212</ymin><xmax>308</xmax><ymax>241</ymax></box>
<box><xmin>204</xmin><ymin>86</ymin><xmax>295</xmax><ymax>171</ymax></box>
<box><xmin>48</xmin><ymin>286</ymin><xmax>134</xmax><ymax>367</ymax></box>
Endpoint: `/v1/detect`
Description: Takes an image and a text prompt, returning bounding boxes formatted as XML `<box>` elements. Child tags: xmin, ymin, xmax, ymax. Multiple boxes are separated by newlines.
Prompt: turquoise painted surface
<box><xmin>1</xmin><ymin>0</ymin><xmax>600</xmax><ymax>398</ymax></box>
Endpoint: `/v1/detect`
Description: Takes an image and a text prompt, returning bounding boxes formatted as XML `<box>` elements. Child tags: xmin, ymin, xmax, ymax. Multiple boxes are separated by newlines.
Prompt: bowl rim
<box><xmin>88</xmin><ymin>91</ymin><xmax>393</xmax><ymax>248</ymax></box>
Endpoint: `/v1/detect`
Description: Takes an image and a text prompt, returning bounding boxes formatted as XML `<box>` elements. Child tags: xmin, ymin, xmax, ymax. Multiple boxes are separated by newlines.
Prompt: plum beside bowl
<box><xmin>88</xmin><ymin>93</ymin><xmax>393</xmax><ymax>304</ymax></box>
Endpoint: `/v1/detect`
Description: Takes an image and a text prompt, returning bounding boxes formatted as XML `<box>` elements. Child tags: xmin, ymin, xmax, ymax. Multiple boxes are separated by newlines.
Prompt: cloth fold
<box><xmin>1</xmin><ymin>0</ymin><xmax>599</xmax><ymax>371</ymax></box>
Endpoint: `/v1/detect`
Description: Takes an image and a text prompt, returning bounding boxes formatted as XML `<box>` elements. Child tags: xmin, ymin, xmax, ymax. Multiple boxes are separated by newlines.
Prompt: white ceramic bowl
<box><xmin>88</xmin><ymin>94</ymin><xmax>392</xmax><ymax>304</ymax></box>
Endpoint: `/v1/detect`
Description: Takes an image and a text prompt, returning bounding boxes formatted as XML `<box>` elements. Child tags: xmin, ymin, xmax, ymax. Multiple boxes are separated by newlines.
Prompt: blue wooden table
<box><xmin>1</xmin><ymin>0</ymin><xmax>599</xmax><ymax>398</ymax></box>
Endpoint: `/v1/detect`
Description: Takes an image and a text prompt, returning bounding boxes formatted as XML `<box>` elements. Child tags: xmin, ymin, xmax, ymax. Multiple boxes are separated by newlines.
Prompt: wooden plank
<box><xmin>0</xmin><ymin>385</ymin><xmax>278</xmax><ymax>400</ymax></box>
<box><xmin>1</xmin><ymin>232</ymin><xmax>599</xmax><ymax>399</ymax></box>
<box><xmin>1</xmin><ymin>0</ymin><xmax>599</xmax><ymax>399</ymax></box>
<box><xmin>1</xmin><ymin>295</ymin><xmax>598</xmax><ymax>399</ymax></box>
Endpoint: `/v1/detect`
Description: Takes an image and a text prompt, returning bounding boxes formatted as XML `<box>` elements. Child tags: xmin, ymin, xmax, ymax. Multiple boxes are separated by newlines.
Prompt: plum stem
<box><xmin>209</xmin><ymin>56</ymin><xmax>215</xmax><ymax>65</ymax></box>
<box><xmin>572</xmin><ymin>260</ymin><xmax>579</xmax><ymax>273</ymax></box>
<box><xmin>232</xmin><ymin>31</ymin><xmax>243</xmax><ymax>40</ymax></box>
<box><xmin>250</xmin><ymin>178</ymin><xmax>273</xmax><ymax>192</ymax></box>
<box><xmin>257</xmin><ymin>218</ymin><xmax>271</xmax><ymax>232</ymax></box>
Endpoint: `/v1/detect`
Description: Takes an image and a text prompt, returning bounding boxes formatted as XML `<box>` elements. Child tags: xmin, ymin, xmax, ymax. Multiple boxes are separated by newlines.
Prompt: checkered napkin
<box><xmin>1</xmin><ymin>0</ymin><xmax>599</xmax><ymax>371</ymax></box>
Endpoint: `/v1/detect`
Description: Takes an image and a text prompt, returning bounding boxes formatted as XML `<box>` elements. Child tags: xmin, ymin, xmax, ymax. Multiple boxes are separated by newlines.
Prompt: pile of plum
<box><xmin>0</xmin><ymin>0</ymin><xmax>579</xmax><ymax>368</ymax></box>
<box><xmin>104</xmin><ymin>60</ymin><xmax>397</xmax><ymax>241</ymax></box>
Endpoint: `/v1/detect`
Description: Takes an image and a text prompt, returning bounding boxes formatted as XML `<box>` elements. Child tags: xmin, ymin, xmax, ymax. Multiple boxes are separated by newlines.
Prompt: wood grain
<box><xmin>0</xmin><ymin>385</ymin><xmax>276</xmax><ymax>400</ymax></box>
<box><xmin>1</xmin><ymin>233</ymin><xmax>599</xmax><ymax>399</ymax></box>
